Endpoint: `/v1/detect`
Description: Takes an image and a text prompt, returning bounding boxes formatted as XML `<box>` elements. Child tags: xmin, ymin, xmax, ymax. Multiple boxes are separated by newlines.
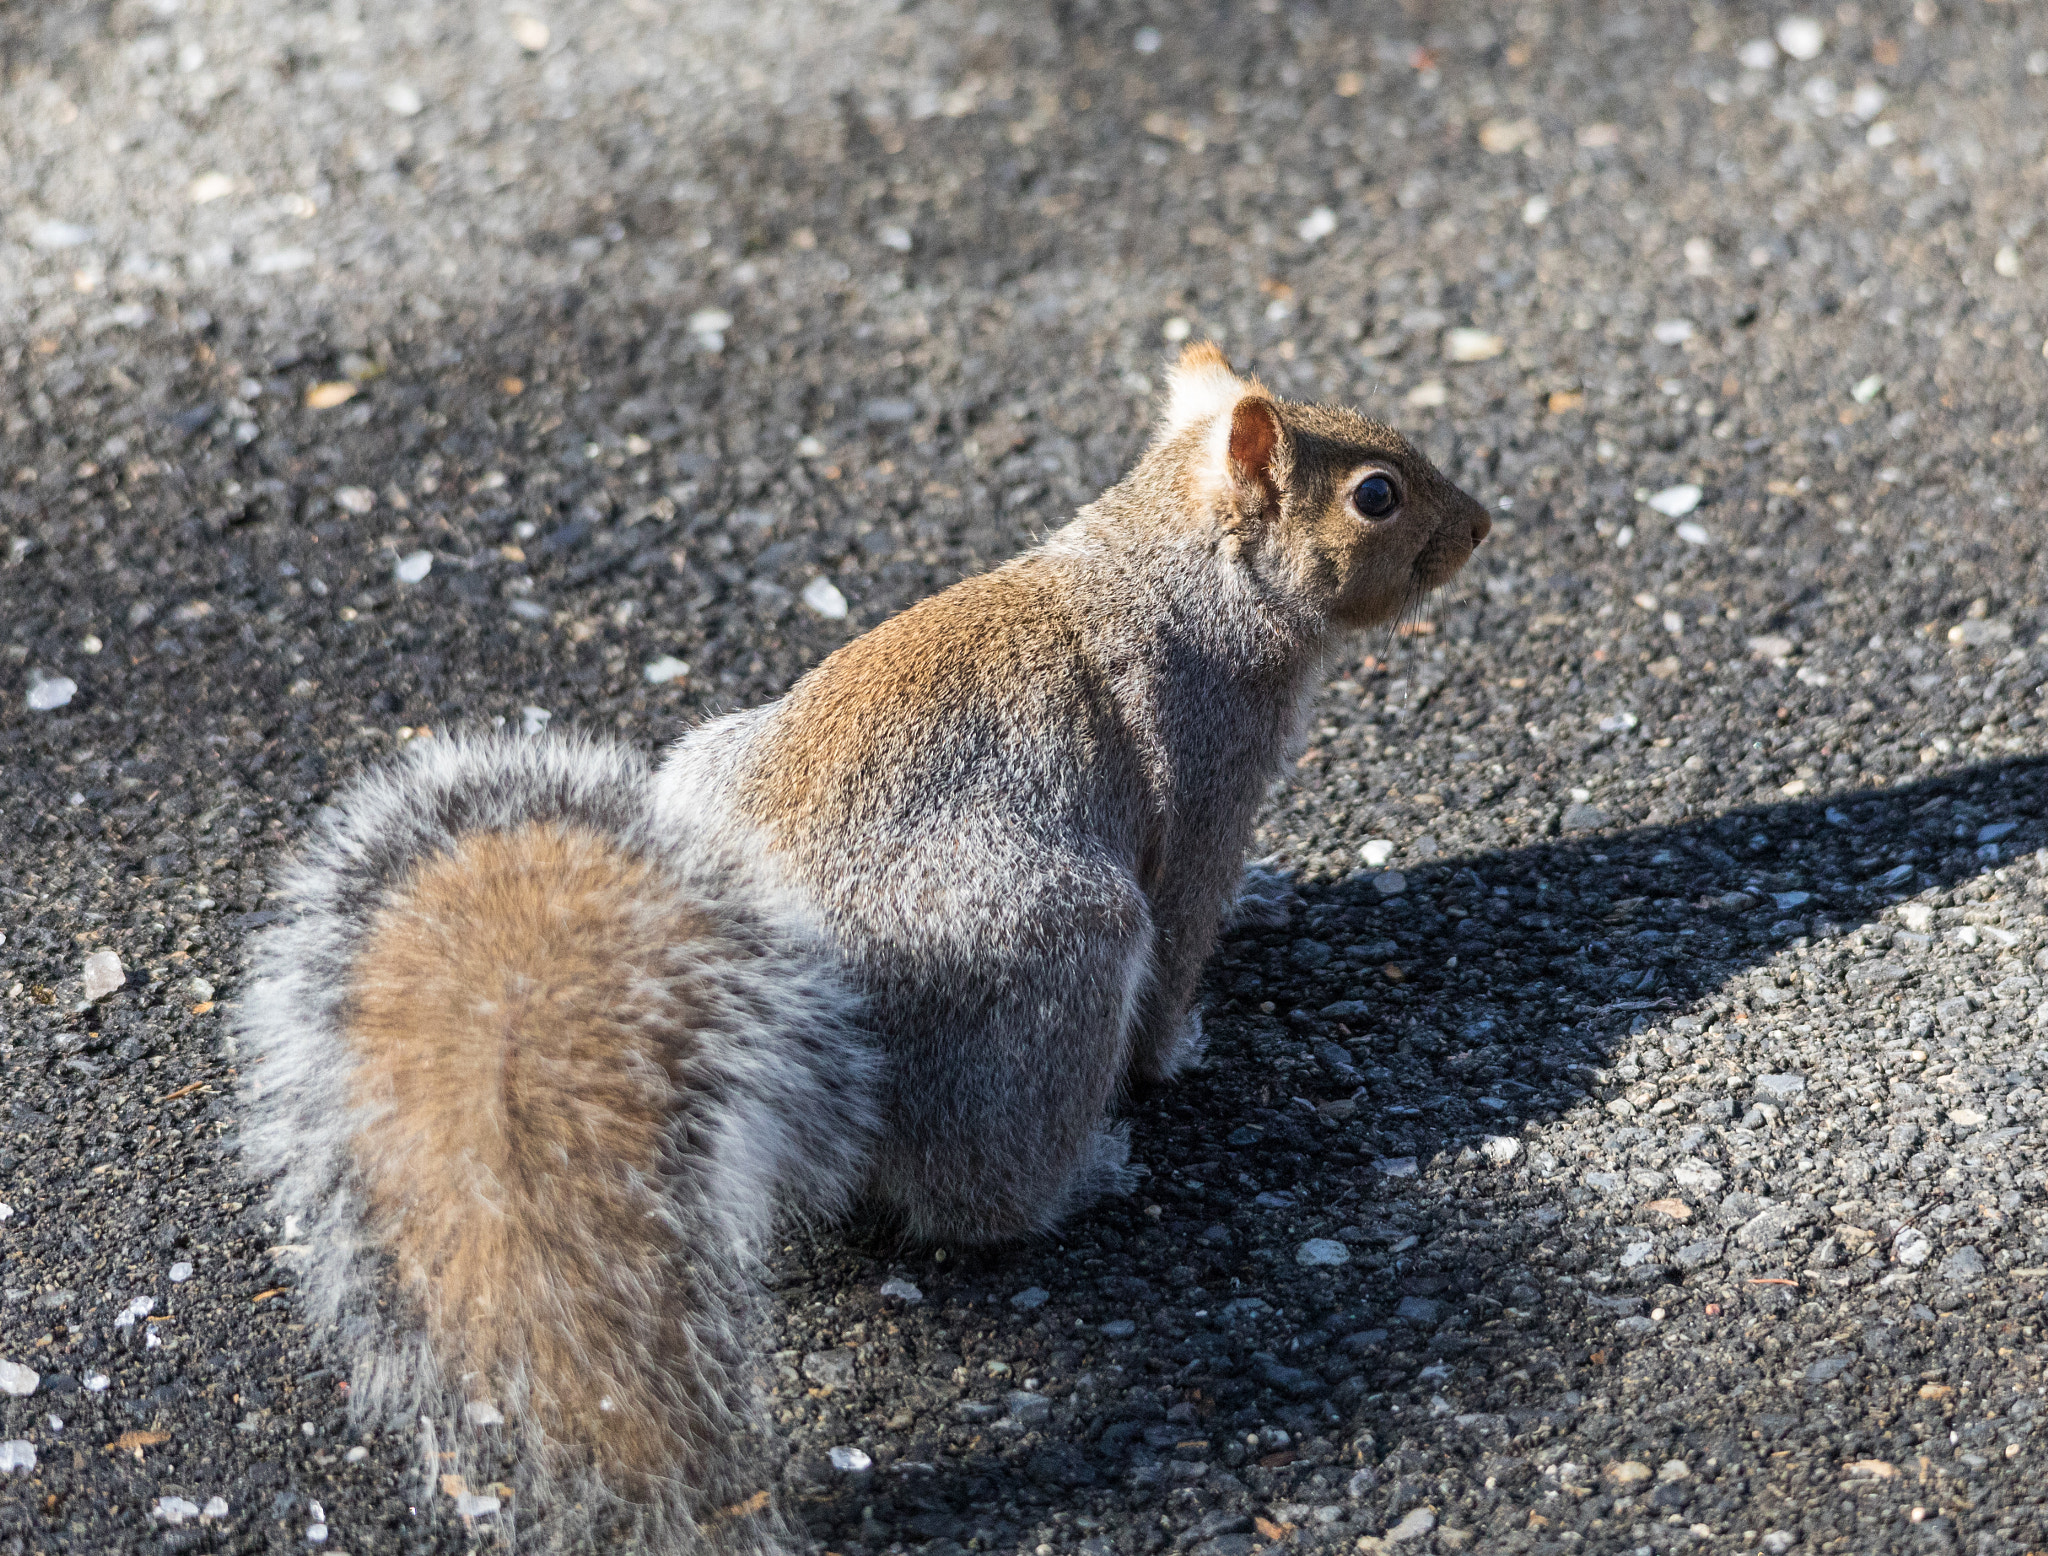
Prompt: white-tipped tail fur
<box><xmin>237</xmin><ymin>733</ymin><xmax>878</xmax><ymax>1553</ymax></box>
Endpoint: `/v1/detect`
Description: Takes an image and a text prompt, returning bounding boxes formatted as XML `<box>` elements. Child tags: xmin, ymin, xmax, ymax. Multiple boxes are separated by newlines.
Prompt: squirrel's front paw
<box><xmin>1223</xmin><ymin>860</ymin><xmax>1299</xmax><ymax>931</ymax></box>
<box><xmin>1143</xmin><ymin>1011</ymin><xmax>1207</xmax><ymax>1084</ymax></box>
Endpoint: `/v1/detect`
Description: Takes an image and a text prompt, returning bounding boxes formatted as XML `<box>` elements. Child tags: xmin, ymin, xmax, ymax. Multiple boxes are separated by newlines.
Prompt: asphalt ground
<box><xmin>4</xmin><ymin>1</ymin><xmax>2048</xmax><ymax>1553</ymax></box>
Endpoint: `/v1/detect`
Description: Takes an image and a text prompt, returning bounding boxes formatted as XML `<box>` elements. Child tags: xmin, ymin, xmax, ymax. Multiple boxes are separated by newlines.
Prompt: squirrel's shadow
<box><xmin>778</xmin><ymin>755</ymin><xmax>2047</xmax><ymax>1550</ymax></box>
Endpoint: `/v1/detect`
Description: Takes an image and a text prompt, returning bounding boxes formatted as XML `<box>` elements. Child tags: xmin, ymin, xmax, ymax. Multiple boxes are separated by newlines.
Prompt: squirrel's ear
<box><xmin>1226</xmin><ymin>397</ymin><xmax>1283</xmax><ymax>502</ymax></box>
<box><xmin>1160</xmin><ymin>342</ymin><xmax>1245</xmax><ymax>441</ymax></box>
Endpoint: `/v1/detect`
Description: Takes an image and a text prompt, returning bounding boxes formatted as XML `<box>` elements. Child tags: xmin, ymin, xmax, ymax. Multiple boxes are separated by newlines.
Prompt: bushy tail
<box><xmin>237</xmin><ymin>732</ymin><xmax>877</xmax><ymax>1551</ymax></box>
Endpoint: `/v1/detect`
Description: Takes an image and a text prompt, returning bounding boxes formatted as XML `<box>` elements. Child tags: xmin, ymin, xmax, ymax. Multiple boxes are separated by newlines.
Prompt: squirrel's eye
<box><xmin>1351</xmin><ymin>474</ymin><xmax>1399</xmax><ymax>519</ymax></box>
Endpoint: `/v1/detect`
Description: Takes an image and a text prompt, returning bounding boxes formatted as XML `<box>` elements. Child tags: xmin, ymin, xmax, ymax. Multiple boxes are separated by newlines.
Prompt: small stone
<box><xmin>801</xmin><ymin>577</ymin><xmax>849</xmax><ymax>620</ymax></box>
<box><xmin>0</xmin><ymin>1441</ymin><xmax>36</xmax><ymax>1474</ymax></box>
<box><xmin>509</xmin><ymin>13</ymin><xmax>550</xmax><ymax>50</ymax></box>
<box><xmin>169</xmin><ymin>1261</ymin><xmax>193</xmax><ymax>1284</ymax></box>
<box><xmin>1774</xmin><ymin>15</ymin><xmax>1824</xmax><ymax>60</ymax></box>
<box><xmin>643</xmin><ymin>656</ymin><xmax>689</xmax><ymax>685</ymax></box>
<box><xmin>1675</xmin><ymin>521</ymin><xmax>1711</xmax><ymax>545</ymax></box>
<box><xmin>1754</xmin><ymin>1073</ymin><xmax>1806</xmax><ymax>1101</ymax></box>
<box><xmin>1949</xmin><ymin>618</ymin><xmax>2013</xmax><ymax>647</ymax></box>
<box><xmin>1372</xmin><ymin>870</ymin><xmax>1407</xmax><ymax>897</ymax></box>
<box><xmin>1404</xmin><ymin>381</ymin><xmax>1448</xmax><ymax>409</ymax></box>
<box><xmin>1939</xmin><ymin>1246</ymin><xmax>1986</xmax><ymax>1282</ymax></box>
<box><xmin>1297</xmin><ymin>207</ymin><xmax>1337</xmax><ymax>243</ymax></box>
<box><xmin>30</xmin><ymin>219</ymin><xmax>93</xmax><ymax>250</ymax></box>
<box><xmin>1646</xmin><ymin>484</ymin><xmax>1702</xmax><ymax>517</ymax></box>
<box><xmin>1010</xmin><ymin>1286</ymin><xmax>1049</xmax><ymax>1310</ymax></box>
<box><xmin>1320</xmin><ymin>1000</ymin><xmax>1367</xmax><ymax>1020</ymax></box>
<box><xmin>1394</xmin><ymin>1295</ymin><xmax>1443</xmax><ymax>1325</ymax></box>
<box><xmin>1561</xmin><ymin>803</ymin><xmax>1606</xmax><ymax>833</ymax></box>
<box><xmin>802</xmin><ymin>1349</ymin><xmax>856</xmax><ymax>1388</ymax></box>
<box><xmin>26</xmin><ymin>672</ymin><xmax>77</xmax><ymax>712</ymax></box>
<box><xmin>687</xmin><ymin>308</ymin><xmax>733</xmax><ymax>338</ymax></box>
<box><xmin>82</xmin><ymin>950</ymin><xmax>125</xmax><ymax>1002</ymax></box>
<box><xmin>1761</xmin><ymin>1529</ymin><xmax>1799</xmax><ymax>1555</ymax></box>
<box><xmin>876</xmin><ymin>225</ymin><xmax>913</xmax><ymax>253</ymax></box>
<box><xmin>1375</xmin><ymin>1156</ymin><xmax>1418</xmax><ymax>1178</ymax></box>
<box><xmin>345</xmin><ymin>1448</ymin><xmax>367</xmax><ymax>1463</ymax></box>
<box><xmin>334</xmin><ymin>486</ymin><xmax>376</xmax><ymax>515</ymax></box>
<box><xmin>1605</xmin><ymin>1460</ymin><xmax>1652</xmax><ymax>1485</ymax></box>
<box><xmin>1651</xmin><ymin>318</ymin><xmax>1694</xmax><ymax>345</ymax></box>
<box><xmin>1893</xmin><ymin>1228</ymin><xmax>1932</xmax><ymax>1267</ymax></box>
<box><xmin>521</xmin><ymin>706</ymin><xmax>552</xmax><ymax>735</ymax></box>
<box><xmin>1805</xmin><ymin>1354</ymin><xmax>1854</xmax><ymax>1382</ymax></box>
<box><xmin>1736</xmin><ymin>37</ymin><xmax>1779</xmax><ymax>69</ymax></box>
<box><xmin>84</xmin><ymin>1372</ymin><xmax>108</xmax><ymax>1391</ymax></box>
<box><xmin>1443</xmin><ymin>328</ymin><xmax>1504</xmax><ymax>362</ymax></box>
<box><xmin>1099</xmin><ymin>1319</ymin><xmax>1136</xmax><ymax>1338</ymax></box>
<box><xmin>1007</xmin><ymin>1389</ymin><xmax>1052</xmax><ymax>1424</ymax></box>
<box><xmin>863</xmin><ymin>397</ymin><xmax>917</xmax><ymax>424</ymax></box>
<box><xmin>383</xmin><ymin>81</ymin><xmax>425</xmax><ymax>116</ymax></box>
<box><xmin>829</xmin><ymin>1445</ymin><xmax>873</xmax><ymax>1472</ymax></box>
<box><xmin>1480</xmin><ymin>1135</ymin><xmax>1520</xmax><ymax>1166</ymax></box>
<box><xmin>879</xmin><ymin>1277</ymin><xmax>923</xmax><ymax>1303</ymax></box>
<box><xmin>1296</xmin><ymin>1239</ymin><xmax>1351</xmax><ymax>1267</ymax></box>
<box><xmin>0</xmin><ymin>1362</ymin><xmax>38</xmax><ymax>1397</ymax></box>
<box><xmin>1384</xmin><ymin>1507</ymin><xmax>1436</xmax><ymax>1544</ymax></box>
<box><xmin>1852</xmin><ymin>373</ymin><xmax>1885</xmax><ymax>405</ymax></box>
<box><xmin>154</xmin><ymin>1497</ymin><xmax>201</xmax><ymax>1525</ymax></box>
<box><xmin>1133</xmin><ymin>25</ymin><xmax>1162</xmax><ymax>52</ymax></box>
<box><xmin>1360</xmin><ymin>839</ymin><xmax>1395</xmax><ymax>867</ymax></box>
<box><xmin>394</xmin><ymin>551</ymin><xmax>433</xmax><ymax>584</ymax></box>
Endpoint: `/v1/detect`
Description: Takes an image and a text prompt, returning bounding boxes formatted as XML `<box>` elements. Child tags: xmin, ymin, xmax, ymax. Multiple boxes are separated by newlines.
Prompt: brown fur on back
<box><xmin>348</xmin><ymin>823</ymin><xmax>732</xmax><ymax>1495</ymax></box>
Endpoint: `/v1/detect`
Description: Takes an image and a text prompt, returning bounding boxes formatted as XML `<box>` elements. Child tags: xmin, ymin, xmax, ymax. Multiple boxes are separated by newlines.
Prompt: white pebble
<box><xmin>30</xmin><ymin>219</ymin><xmax>92</xmax><ymax>250</ymax></box>
<box><xmin>82</xmin><ymin>949</ymin><xmax>125</xmax><ymax>1001</ymax></box>
<box><xmin>453</xmin><ymin>1493</ymin><xmax>500</xmax><ymax>1517</ymax></box>
<box><xmin>154</xmin><ymin>1497</ymin><xmax>202</xmax><ymax>1525</ymax></box>
<box><xmin>1675</xmin><ymin>522</ymin><xmax>1711</xmax><ymax>546</ymax></box>
<box><xmin>1775</xmin><ymin>15</ymin><xmax>1825</xmax><ymax>61</ymax></box>
<box><xmin>26</xmin><ymin>672</ymin><xmax>77</xmax><ymax>712</ymax></box>
<box><xmin>1133</xmin><ymin>25</ymin><xmax>1161</xmax><ymax>53</ymax></box>
<box><xmin>1521</xmin><ymin>195</ymin><xmax>1550</xmax><ymax>227</ymax></box>
<box><xmin>521</xmin><ymin>706</ymin><xmax>552</xmax><ymax>735</ymax></box>
<box><xmin>169</xmin><ymin>1261</ymin><xmax>194</xmax><ymax>1284</ymax></box>
<box><xmin>189</xmin><ymin>172</ymin><xmax>234</xmax><ymax>204</ymax></box>
<box><xmin>1443</xmin><ymin>328</ymin><xmax>1504</xmax><ymax>363</ymax></box>
<box><xmin>1645</xmin><ymin>483</ymin><xmax>1701</xmax><ymax>517</ymax></box>
<box><xmin>687</xmin><ymin>308</ymin><xmax>733</xmax><ymax>337</ymax></box>
<box><xmin>643</xmin><ymin>656</ymin><xmax>689</xmax><ymax>685</ymax></box>
<box><xmin>879</xmin><ymin>1277</ymin><xmax>924</xmax><ymax>1303</ymax></box>
<box><xmin>0</xmin><ymin>1362</ymin><xmax>37</xmax><ymax>1397</ymax></box>
<box><xmin>801</xmin><ymin>577</ymin><xmax>849</xmax><ymax>620</ymax></box>
<box><xmin>0</xmin><ymin>1203</ymin><xmax>12</xmax><ymax>1222</ymax></box>
<box><xmin>1736</xmin><ymin>37</ymin><xmax>1779</xmax><ymax>69</ymax></box>
<box><xmin>203</xmin><ymin>1497</ymin><xmax>230</xmax><ymax>1518</ymax></box>
<box><xmin>345</xmin><ymin>1447</ymin><xmax>368</xmax><ymax>1463</ymax></box>
<box><xmin>1651</xmin><ymin>318</ymin><xmax>1694</xmax><ymax>345</ymax></box>
<box><xmin>1481</xmin><ymin>1135</ymin><xmax>1521</xmax><ymax>1165</ymax></box>
<box><xmin>115</xmin><ymin>1295</ymin><xmax>155</xmax><ymax>1327</ymax></box>
<box><xmin>829</xmin><ymin>1445</ymin><xmax>873</xmax><ymax>1472</ymax></box>
<box><xmin>509</xmin><ymin>13</ymin><xmax>550</xmax><ymax>50</ymax></box>
<box><xmin>307</xmin><ymin>1500</ymin><xmax>329</xmax><ymax>1540</ymax></box>
<box><xmin>876</xmin><ymin>225</ymin><xmax>913</xmax><ymax>253</ymax></box>
<box><xmin>84</xmin><ymin>1372</ymin><xmax>109</xmax><ymax>1392</ymax></box>
<box><xmin>383</xmin><ymin>81</ymin><xmax>424</xmax><ymax>116</ymax></box>
<box><xmin>1296</xmin><ymin>1238</ymin><xmax>1351</xmax><ymax>1267</ymax></box>
<box><xmin>1297</xmin><ymin>206</ymin><xmax>1337</xmax><ymax>243</ymax></box>
<box><xmin>394</xmin><ymin>550</ymin><xmax>433</xmax><ymax>583</ymax></box>
<box><xmin>0</xmin><ymin>1441</ymin><xmax>35</xmax><ymax>1474</ymax></box>
<box><xmin>1162</xmin><ymin>316</ymin><xmax>1192</xmax><ymax>343</ymax></box>
<box><xmin>1852</xmin><ymin>374</ymin><xmax>1885</xmax><ymax>404</ymax></box>
<box><xmin>1360</xmin><ymin>838</ymin><xmax>1395</xmax><ymax>867</ymax></box>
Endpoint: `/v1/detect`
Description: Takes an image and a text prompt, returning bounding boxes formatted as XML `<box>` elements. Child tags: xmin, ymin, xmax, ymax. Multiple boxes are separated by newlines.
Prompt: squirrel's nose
<box><xmin>1467</xmin><ymin>502</ymin><xmax>1492</xmax><ymax>548</ymax></box>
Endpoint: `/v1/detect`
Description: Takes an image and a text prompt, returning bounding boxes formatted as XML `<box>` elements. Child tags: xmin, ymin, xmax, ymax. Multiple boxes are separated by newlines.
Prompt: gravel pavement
<box><xmin>5</xmin><ymin>2</ymin><xmax>2048</xmax><ymax>1553</ymax></box>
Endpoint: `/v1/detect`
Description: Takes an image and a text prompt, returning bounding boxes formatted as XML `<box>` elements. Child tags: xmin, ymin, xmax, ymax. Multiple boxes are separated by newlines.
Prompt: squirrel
<box><xmin>236</xmin><ymin>343</ymin><xmax>1489</xmax><ymax>1553</ymax></box>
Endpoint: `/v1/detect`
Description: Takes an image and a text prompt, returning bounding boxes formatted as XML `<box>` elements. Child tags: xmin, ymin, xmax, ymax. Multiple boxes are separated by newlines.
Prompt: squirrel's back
<box><xmin>238</xmin><ymin>733</ymin><xmax>876</xmax><ymax>1550</ymax></box>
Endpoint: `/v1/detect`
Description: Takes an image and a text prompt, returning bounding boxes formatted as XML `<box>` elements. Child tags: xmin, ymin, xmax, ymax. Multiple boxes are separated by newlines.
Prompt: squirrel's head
<box><xmin>1149</xmin><ymin>342</ymin><xmax>1490</xmax><ymax>631</ymax></box>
